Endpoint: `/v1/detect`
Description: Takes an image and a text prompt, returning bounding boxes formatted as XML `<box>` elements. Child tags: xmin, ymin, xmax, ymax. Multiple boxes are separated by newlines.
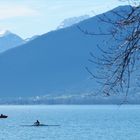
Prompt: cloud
<box><xmin>0</xmin><ymin>4</ymin><xmax>39</xmax><ymax>20</ymax></box>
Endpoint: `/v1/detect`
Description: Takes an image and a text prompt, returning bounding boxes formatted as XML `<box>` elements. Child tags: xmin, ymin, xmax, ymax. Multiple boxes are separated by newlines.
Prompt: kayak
<box><xmin>21</xmin><ymin>124</ymin><xmax>60</xmax><ymax>127</ymax></box>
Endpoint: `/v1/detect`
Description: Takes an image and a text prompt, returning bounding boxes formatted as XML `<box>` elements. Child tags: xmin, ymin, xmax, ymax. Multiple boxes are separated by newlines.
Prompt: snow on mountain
<box><xmin>25</xmin><ymin>35</ymin><xmax>40</xmax><ymax>42</ymax></box>
<box><xmin>0</xmin><ymin>30</ymin><xmax>25</xmax><ymax>52</ymax></box>
<box><xmin>57</xmin><ymin>15</ymin><xmax>90</xmax><ymax>29</ymax></box>
<box><xmin>0</xmin><ymin>30</ymin><xmax>11</xmax><ymax>37</ymax></box>
<box><xmin>0</xmin><ymin>5</ymin><xmax>136</xmax><ymax>104</ymax></box>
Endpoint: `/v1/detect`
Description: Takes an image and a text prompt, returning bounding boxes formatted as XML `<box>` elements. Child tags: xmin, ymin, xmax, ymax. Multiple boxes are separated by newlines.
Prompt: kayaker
<box><xmin>34</xmin><ymin>120</ymin><xmax>40</xmax><ymax>126</ymax></box>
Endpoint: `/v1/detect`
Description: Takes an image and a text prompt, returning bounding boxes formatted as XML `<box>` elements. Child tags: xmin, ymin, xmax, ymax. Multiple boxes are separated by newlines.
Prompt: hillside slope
<box><xmin>0</xmin><ymin>6</ymin><xmax>132</xmax><ymax>98</ymax></box>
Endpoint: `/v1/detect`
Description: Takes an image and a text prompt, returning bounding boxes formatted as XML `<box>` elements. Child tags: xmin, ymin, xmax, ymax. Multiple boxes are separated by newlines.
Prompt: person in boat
<box><xmin>0</xmin><ymin>114</ymin><xmax>8</xmax><ymax>118</ymax></box>
<box><xmin>0</xmin><ymin>114</ymin><xmax>5</xmax><ymax>117</ymax></box>
<box><xmin>34</xmin><ymin>120</ymin><xmax>40</xmax><ymax>126</ymax></box>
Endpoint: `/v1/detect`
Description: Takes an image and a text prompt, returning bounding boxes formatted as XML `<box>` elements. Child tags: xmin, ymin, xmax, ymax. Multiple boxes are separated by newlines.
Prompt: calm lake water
<box><xmin>0</xmin><ymin>105</ymin><xmax>140</xmax><ymax>140</ymax></box>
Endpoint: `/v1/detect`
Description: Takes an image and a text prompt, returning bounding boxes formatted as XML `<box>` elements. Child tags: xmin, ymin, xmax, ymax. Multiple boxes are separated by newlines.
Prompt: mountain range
<box><xmin>0</xmin><ymin>15</ymin><xmax>90</xmax><ymax>53</ymax></box>
<box><xmin>0</xmin><ymin>5</ymin><xmax>137</xmax><ymax>104</ymax></box>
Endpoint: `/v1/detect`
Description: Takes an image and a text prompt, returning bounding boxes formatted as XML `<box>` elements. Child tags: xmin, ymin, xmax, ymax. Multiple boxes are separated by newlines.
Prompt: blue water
<box><xmin>0</xmin><ymin>105</ymin><xmax>140</xmax><ymax>140</ymax></box>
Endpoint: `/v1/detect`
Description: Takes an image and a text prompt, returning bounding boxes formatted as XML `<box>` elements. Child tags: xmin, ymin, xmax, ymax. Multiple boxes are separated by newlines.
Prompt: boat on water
<box><xmin>0</xmin><ymin>114</ymin><xmax>8</xmax><ymax>118</ymax></box>
<box><xmin>21</xmin><ymin>120</ymin><xmax>60</xmax><ymax>127</ymax></box>
<box><xmin>21</xmin><ymin>124</ymin><xmax>60</xmax><ymax>127</ymax></box>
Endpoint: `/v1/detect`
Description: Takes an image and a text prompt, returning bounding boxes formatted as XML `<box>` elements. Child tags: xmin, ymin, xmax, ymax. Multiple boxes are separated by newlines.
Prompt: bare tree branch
<box><xmin>79</xmin><ymin>0</ymin><xmax>140</xmax><ymax>98</ymax></box>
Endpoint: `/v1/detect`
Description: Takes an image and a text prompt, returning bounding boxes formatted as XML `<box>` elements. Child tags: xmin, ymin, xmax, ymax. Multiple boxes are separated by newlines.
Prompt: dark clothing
<box><xmin>34</xmin><ymin>120</ymin><xmax>40</xmax><ymax>126</ymax></box>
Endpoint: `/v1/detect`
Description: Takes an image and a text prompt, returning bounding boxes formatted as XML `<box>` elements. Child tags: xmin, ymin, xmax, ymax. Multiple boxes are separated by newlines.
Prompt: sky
<box><xmin>0</xmin><ymin>0</ymin><xmax>129</xmax><ymax>39</ymax></box>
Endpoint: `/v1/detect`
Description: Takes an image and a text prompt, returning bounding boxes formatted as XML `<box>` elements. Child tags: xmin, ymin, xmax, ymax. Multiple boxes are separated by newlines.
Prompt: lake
<box><xmin>0</xmin><ymin>105</ymin><xmax>140</xmax><ymax>140</ymax></box>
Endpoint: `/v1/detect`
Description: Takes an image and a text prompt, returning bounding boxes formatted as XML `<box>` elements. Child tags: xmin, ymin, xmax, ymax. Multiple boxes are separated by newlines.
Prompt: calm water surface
<box><xmin>0</xmin><ymin>105</ymin><xmax>140</xmax><ymax>140</ymax></box>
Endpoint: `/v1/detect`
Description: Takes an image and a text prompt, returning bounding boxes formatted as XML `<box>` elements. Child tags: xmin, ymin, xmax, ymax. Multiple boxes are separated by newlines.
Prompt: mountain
<box><xmin>57</xmin><ymin>15</ymin><xmax>90</xmax><ymax>29</ymax></box>
<box><xmin>0</xmin><ymin>5</ymin><xmax>135</xmax><ymax>103</ymax></box>
<box><xmin>0</xmin><ymin>30</ymin><xmax>25</xmax><ymax>52</ymax></box>
<box><xmin>25</xmin><ymin>35</ymin><xmax>40</xmax><ymax>42</ymax></box>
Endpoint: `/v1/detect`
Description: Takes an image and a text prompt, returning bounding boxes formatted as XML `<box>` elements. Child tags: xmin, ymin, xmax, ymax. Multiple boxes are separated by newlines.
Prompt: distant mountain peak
<box><xmin>57</xmin><ymin>15</ymin><xmax>90</xmax><ymax>29</ymax></box>
<box><xmin>0</xmin><ymin>30</ymin><xmax>12</xmax><ymax>37</ymax></box>
<box><xmin>0</xmin><ymin>30</ymin><xmax>25</xmax><ymax>52</ymax></box>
